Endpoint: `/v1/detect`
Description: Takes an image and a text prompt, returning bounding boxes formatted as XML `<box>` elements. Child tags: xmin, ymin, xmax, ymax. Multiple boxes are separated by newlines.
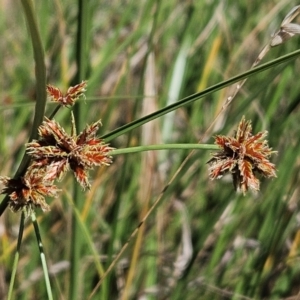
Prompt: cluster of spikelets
<box><xmin>205</xmin><ymin>5</ymin><xmax>300</xmax><ymax>194</ymax></box>
<box><xmin>0</xmin><ymin>85</ymin><xmax>280</xmax><ymax>212</ymax></box>
<box><xmin>208</xmin><ymin>116</ymin><xmax>277</xmax><ymax>195</ymax></box>
<box><xmin>0</xmin><ymin>82</ymin><xmax>114</xmax><ymax>212</ymax></box>
<box><xmin>3</xmin><ymin>5</ymin><xmax>300</xmax><ymax>213</ymax></box>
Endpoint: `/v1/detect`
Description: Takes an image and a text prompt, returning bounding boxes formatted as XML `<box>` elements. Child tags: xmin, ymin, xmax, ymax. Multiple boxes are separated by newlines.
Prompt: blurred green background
<box><xmin>1</xmin><ymin>0</ymin><xmax>300</xmax><ymax>299</ymax></box>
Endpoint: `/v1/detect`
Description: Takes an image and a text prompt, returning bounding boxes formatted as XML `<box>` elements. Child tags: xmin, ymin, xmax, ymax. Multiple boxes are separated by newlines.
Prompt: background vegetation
<box><xmin>1</xmin><ymin>0</ymin><xmax>300</xmax><ymax>299</ymax></box>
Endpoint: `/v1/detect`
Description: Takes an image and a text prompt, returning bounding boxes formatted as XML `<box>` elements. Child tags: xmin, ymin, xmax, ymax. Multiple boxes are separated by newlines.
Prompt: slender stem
<box><xmin>48</xmin><ymin>104</ymin><xmax>61</xmax><ymax>120</ymax></box>
<box><xmin>31</xmin><ymin>211</ymin><xmax>53</xmax><ymax>300</ymax></box>
<box><xmin>100</xmin><ymin>48</ymin><xmax>300</xmax><ymax>142</ymax></box>
<box><xmin>0</xmin><ymin>0</ymin><xmax>46</xmax><ymax>216</ymax></box>
<box><xmin>110</xmin><ymin>144</ymin><xmax>219</xmax><ymax>156</ymax></box>
<box><xmin>70</xmin><ymin>1</ymin><xmax>90</xmax><ymax>299</ymax></box>
<box><xmin>7</xmin><ymin>212</ymin><xmax>25</xmax><ymax>300</ymax></box>
<box><xmin>16</xmin><ymin>0</ymin><xmax>47</xmax><ymax>174</ymax></box>
<box><xmin>221</xmin><ymin>44</ymin><xmax>271</xmax><ymax>109</ymax></box>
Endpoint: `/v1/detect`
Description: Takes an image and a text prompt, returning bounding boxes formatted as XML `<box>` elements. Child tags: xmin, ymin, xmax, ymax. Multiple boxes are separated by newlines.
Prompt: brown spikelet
<box><xmin>47</xmin><ymin>81</ymin><xmax>87</xmax><ymax>107</ymax></box>
<box><xmin>0</xmin><ymin>166</ymin><xmax>60</xmax><ymax>212</ymax></box>
<box><xmin>26</xmin><ymin>117</ymin><xmax>114</xmax><ymax>190</ymax></box>
<box><xmin>208</xmin><ymin>116</ymin><xmax>277</xmax><ymax>195</ymax></box>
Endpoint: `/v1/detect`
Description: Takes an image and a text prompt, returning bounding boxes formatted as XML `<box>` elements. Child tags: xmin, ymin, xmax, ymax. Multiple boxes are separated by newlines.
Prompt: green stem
<box><xmin>48</xmin><ymin>104</ymin><xmax>61</xmax><ymax>120</ymax></box>
<box><xmin>0</xmin><ymin>0</ymin><xmax>46</xmax><ymax>216</ymax></box>
<box><xmin>31</xmin><ymin>211</ymin><xmax>53</xmax><ymax>300</ymax></box>
<box><xmin>101</xmin><ymin>48</ymin><xmax>300</xmax><ymax>142</ymax></box>
<box><xmin>7</xmin><ymin>212</ymin><xmax>25</xmax><ymax>300</ymax></box>
<box><xmin>70</xmin><ymin>1</ymin><xmax>90</xmax><ymax>299</ymax></box>
<box><xmin>16</xmin><ymin>0</ymin><xmax>47</xmax><ymax>174</ymax></box>
<box><xmin>110</xmin><ymin>144</ymin><xmax>219</xmax><ymax>155</ymax></box>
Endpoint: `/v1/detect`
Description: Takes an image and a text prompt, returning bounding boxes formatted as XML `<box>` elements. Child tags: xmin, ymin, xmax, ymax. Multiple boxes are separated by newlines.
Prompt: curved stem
<box><xmin>16</xmin><ymin>0</ymin><xmax>47</xmax><ymax>174</ymax></box>
<box><xmin>0</xmin><ymin>0</ymin><xmax>46</xmax><ymax>216</ymax></box>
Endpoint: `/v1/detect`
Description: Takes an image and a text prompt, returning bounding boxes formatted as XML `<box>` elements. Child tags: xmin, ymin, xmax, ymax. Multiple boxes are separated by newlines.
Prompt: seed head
<box><xmin>26</xmin><ymin>117</ymin><xmax>114</xmax><ymax>189</ymax></box>
<box><xmin>208</xmin><ymin>116</ymin><xmax>277</xmax><ymax>195</ymax></box>
<box><xmin>0</xmin><ymin>166</ymin><xmax>60</xmax><ymax>212</ymax></box>
<box><xmin>47</xmin><ymin>81</ymin><xmax>87</xmax><ymax>107</ymax></box>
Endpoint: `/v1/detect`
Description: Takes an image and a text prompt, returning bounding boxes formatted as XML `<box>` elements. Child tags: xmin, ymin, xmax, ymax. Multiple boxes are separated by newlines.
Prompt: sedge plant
<box><xmin>2</xmin><ymin>1</ymin><xmax>300</xmax><ymax>300</ymax></box>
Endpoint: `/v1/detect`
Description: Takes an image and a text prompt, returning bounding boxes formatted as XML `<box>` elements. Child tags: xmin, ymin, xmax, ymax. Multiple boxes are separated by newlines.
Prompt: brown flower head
<box><xmin>208</xmin><ymin>116</ymin><xmax>277</xmax><ymax>194</ymax></box>
<box><xmin>0</xmin><ymin>166</ymin><xmax>60</xmax><ymax>212</ymax></box>
<box><xmin>26</xmin><ymin>117</ymin><xmax>114</xmax><ymax>189</ymax></box>
<box><xmin>47</xmin><ymin>81</ymin><xmax>87</xmax><ymax>107</ymax></box>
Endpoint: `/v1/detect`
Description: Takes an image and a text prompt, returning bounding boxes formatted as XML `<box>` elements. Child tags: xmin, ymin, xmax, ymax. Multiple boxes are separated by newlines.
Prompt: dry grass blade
<box><xmin>271</xmin><ymin>5</ymin><xmax>300</xmax><ymax>46</ymax></box>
